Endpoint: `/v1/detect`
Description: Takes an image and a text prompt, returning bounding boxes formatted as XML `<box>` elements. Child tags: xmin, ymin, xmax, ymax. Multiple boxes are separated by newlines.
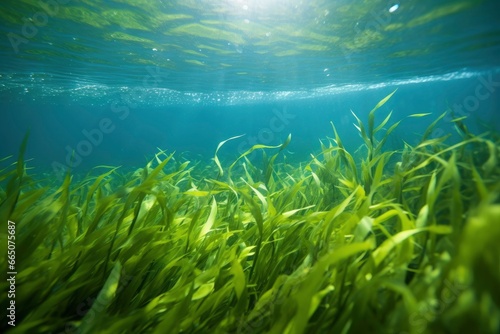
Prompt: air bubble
<box><xmin>389</xmin><ymin>4</ymin><xmax>399</xmax><ymax>13</ymax></box>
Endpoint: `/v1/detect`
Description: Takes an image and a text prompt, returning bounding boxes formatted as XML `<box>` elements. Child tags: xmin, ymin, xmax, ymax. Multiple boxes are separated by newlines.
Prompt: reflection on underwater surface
<box><xmin>1</xmin><ymin>0</ymin><xmax>500</xmax><ymax>92</ymax></box>
<box><xmin>1</xmin><ymin>0</ymin><xmax>500</xmax><ymax>333</ymax></box>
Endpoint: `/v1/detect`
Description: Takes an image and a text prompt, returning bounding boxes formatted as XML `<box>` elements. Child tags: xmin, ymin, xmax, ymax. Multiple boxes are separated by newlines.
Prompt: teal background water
<box><xmin>1</xmin><ymin>0</ymin><xmax>499</xmax><ymax>173</ymax></box>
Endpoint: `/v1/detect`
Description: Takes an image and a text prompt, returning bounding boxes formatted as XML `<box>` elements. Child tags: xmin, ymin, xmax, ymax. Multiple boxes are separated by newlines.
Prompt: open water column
<box><xmin>1</xmin><ymin>1</ymin><xmax>500</xmax><ymax>333</ymax></box>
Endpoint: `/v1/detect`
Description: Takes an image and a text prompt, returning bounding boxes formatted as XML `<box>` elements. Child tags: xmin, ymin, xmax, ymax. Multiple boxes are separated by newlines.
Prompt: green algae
<box><xmin>1</xmin><ymin>93</ymin><xmax>499</xmax><ymax>333</ymax></box>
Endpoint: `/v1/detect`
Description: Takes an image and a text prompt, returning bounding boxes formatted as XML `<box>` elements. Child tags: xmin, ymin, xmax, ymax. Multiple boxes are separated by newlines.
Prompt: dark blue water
<box><xmin>1</xmin><ymin>0</ymin><xmax>500</xmax><ymax>174</ymax></box>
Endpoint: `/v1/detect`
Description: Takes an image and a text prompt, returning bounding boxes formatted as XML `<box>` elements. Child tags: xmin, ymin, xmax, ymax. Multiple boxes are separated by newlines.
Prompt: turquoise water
<box><xmin>1</xmin><ymin>0</ymin><xmax>500</xmax><ymax>172</ymax></box>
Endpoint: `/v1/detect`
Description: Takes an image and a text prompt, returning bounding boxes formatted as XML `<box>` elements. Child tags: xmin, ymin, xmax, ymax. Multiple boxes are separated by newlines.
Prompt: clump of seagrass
<box><xmin>1</xmin><ymin>92</ymin><xmax>499</xmax><ymax>334</ymax></box>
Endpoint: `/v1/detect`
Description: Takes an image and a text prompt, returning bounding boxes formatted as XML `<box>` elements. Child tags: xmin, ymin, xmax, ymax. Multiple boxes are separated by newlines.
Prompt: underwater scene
<box><xmin>1</xmin><ymin>0</ymin><xmax>500</xmax><ymax>333</ymax></box>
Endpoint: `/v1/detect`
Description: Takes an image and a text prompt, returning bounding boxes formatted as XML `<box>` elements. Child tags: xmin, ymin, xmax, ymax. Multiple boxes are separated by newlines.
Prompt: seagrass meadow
<box><xmin>1</xmin><ymin>93</ymin><xmax>499</xmax><ymax>334</ymax></box>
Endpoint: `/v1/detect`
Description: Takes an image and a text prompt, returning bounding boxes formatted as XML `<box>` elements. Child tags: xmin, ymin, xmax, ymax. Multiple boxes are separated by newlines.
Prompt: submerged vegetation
<box><xmin>1</xmin><ymin>93</ymin><xmax>499</xmax><ymax>334</ymax></box>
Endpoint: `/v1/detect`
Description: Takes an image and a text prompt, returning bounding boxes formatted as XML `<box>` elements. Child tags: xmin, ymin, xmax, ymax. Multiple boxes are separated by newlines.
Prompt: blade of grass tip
<box><xmin>144</xmin><ymin>151</ymin><xmax>175</xmax><ymax>181</ymax></box>
<box><xmin>242</xmin><ymin>178</ymin><xmax>268</xmax><ymax>211</ymax></box>
<box><xmin>127</xmin><ymin>192</ymin><xmax>146</xmax><ymax>236</ymax></box>
<box><xmin>374</xmin><ymin>120</ymin><xmax>402</xmax><ymax>155</ymax></box>
<box><xmin>450</xmin><ymin>115</ymin><xmax>468</xmax><ymax>122</ymax></box>
<box><xmin>186</xmin><ymin>207</ymin><xmax>203</xmax><ymax>252</ymax></box>
<box><xmin>373</xmin><ymin>110</ymin><xmax>393</xmax><ymax>135</ymax></box>
<box><xmin>371</xmin><ymin>89</ymin><xmax>397</xmax><ymax>112</ymax></box>
<box><xmin>0</xmin><ymin>132</ymin><xmax>30</xmax><ymax>223</ymax></box>
<box><xmin>282</xmin><ymin>240</ymin><xmax>374</xmax><ymax>334</ymax></box>
<box><xmin>420</xmin><ymin>110</ymin><xmax>447</xmax><ymax>143</ymax></box>
<box><xmin>214</xmin><ymin>134</ymin><xmax>246</xmax><ymax>177</ymax></box>
<box><xmin>330</xmin><ymin>122</ymin><xmax>345</xmax><ymax>149</ymax></box>
<box><xmin>228</xmin><ymin>143</ymin><xmax>282</xmax><ymax>175</ymax></box>
<box><xmin>81</xmin><ymin>167</ymin><xmax>119</xmax><ymax>234</ymax></box>
<box><xmin>230</xmin><ymin>258</ymin><xmax>246</xmax><ymax>301</ymax></box>
<box><xmin>371</xmin><ymin>225</ymin><xmax>452</xmax><ymax>267</ymax></box>
<box><xmin>238</xmin><ymin>190</ymin><xmax>264</xmax><ymax>281</ymax></box>
<box><xmin>0</xmin><ymin>155</ymin><xmax>13</xmax><ymax>163</ymax></box>
<box><xmin>279</xmin><ymin>178</ymin><xmax>306</xmax><ymax>213</ymax></box>
<box><xmin>84</xmin><ymin>193</ymin><xmax>119</xmax><ymax>238</ymax></box>
<box><xmin>17</xmin><ymin>131</ymin><xmax>30</xmax><ymax>180</ymax></box>
<box><xmin>408</xmin><ymin>113</ymin><xmax>431</xmax><ymax>118</ymax></box>
<box><xmin>242</xmin><ymin>162</ymin><xmax>255</xmax><ymax>184</ymax></box>
<box><xmin>0</xmin><ymin>165</ymin><xmax>15</xmax><ymax>184</ymax></box>
<box><xmin>426</xmin><ymin>171</ymin><xmax>437</xmax><ymax>212</ymax></box>
<box><xmin>153</xmin><ymin>283</ymin><xmax>194</xmax><ymax>334</ymax></box>
<box><xmin>451</xmin><ymin>115</ymin><xmax>471</xmax><ymax>137</ymax></box>
<box><xmin>281</xmin><ymin>204</ymin><xmax>315</xmax><ymax>219</ymax></box>
<box><xmin>239</xmin><ymin>190</ymin><xmax>263</xmax><ymax>236</ymax></box>
<box><xmin>79</xmin><ymin>261</ymin><xmax>122</xmax><ymax>334</ymax></box>
<box><xmin>48</xmin><ymin>170</ymin><xmax>72</xmax><ymax>259</ymax></box>
<box><xmin>154</xmin><ymin>192</ymin><xmax>172</xmax><ymax>229</ymax></box>
<box><xmin>371</xmin><ymin>152</ymin><xmax>392</xmax><ymax>191</ymax></box>
<box><xmin>482</xmin><ymin>139</ymin><xmax>497</xmax><ymax>175</ymax></box>
<box><xmin>154</xmin><ymin>148</ymin><xmax>165</xmax><ymax>164</ymax></box>
<box><xmin>265</xmin><ymin>135</ymin><xmax>291</xmax><ymax>185</ymax></box>
<box><xmin>368</xmin><ymin>89</ymin><xmax>397</xmax><ymax>140</ymax></box>
<box><xmin>470</xmin><ymin>163</ymin><xmax>488</xmax><ymax>200</ymax></box>
<box><xmin>311</xmin><ymin>171</ymin><xmax>321</xmax><ymax>188</ymax></box>
<box><xmin>280</xmin><ymin>133</ymin><xmax>292</xmax><ymax>152</ymax></box>
<box><xmin>106</xmin><ymin>183</ymin><xmax>151</xmax><ymax>270</ymax></box>
<box><xmin>415</xmin><ymin>204</ymin><xmax>429</xmax><ymax>229</ymax></box>
<box><xmin>199</xmin><ymin>197</ymin><xmax>217</xmax><ymax>241</ymax></box>
<box><xmin>350</xmin><ymin>109</ymin><xmax>369</xmax><ymax>146</ymax></box>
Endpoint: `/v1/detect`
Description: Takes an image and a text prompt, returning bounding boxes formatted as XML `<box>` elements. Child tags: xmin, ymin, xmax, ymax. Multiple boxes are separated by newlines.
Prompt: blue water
<box><xmin>1</xmin><ymin>0</ymin><xmax>500</xmax><ymax>174</ymax></box>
